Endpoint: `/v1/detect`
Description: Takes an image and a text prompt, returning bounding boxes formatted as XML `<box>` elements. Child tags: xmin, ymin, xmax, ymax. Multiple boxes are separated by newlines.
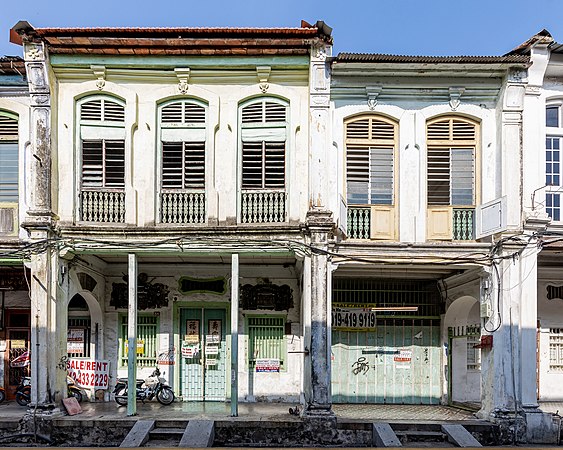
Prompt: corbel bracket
<box><xmin>366</xmin><ymin>85</ymin><xmax>382</xmax><ymax>110</ymax></box>
<box><xmin>91</xmin><ymin>65</ymin><xmax>106</xmax><ymax>90</ymax></box>
<box><xmin>175</xmin><ymin>68</ymin><xmax>191</xmax><ymax>95</ymax></box>
<box><xmin>257</xmin><ymin>66</ymin><xmax>271</xmax><ymax>93</ymax></box>
<box><xmin>449</xmin><ymin>87</ymin><xmax>465</xmax><ymax>111</ymax></box>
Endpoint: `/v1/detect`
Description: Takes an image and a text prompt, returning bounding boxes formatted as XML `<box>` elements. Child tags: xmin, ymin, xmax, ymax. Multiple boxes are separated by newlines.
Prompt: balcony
<box><xmin>160</xmin><ymin>191</ymin><xmax>206</xmax><ymax>224</ymax></box>
<box><xmin>346</xmin><ymin>205</ymin><xmax>396</xmax><ymax>240</ymax></box>
<box><xmin>452</xmin><ymin>208</ymin><xmax>475</xmax><ymax>240</ymax></box>
<box><xmin>241</xmin><ymin>190</ymin><xmax>286</xmax><ymax>224</ymax></box>
<box><xmin>80</xmin><ymin>189</ymin><xmax>125</xmax><ymax>223</ymax></box>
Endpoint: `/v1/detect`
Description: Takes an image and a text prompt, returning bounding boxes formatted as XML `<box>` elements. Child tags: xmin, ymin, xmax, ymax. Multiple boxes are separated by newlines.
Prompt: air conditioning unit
<box><xmin>0</xmin><ymin>204</ymin><xmax>18</xmax><ymax>235</ymax></box>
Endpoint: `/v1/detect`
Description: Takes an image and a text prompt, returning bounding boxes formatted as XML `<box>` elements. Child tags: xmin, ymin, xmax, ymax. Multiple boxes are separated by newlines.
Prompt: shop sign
<box><xmin>186</xmin><ymin>320</ymin><xmax>200</xmax><ymax>343</ymax></box>
<box><xmin>67</xmin><ymin>328</ymin><xmax>85</xmax><ymax>354</ymax></box>
<box><xmin>205</xmin><ymin>358</ymin><xmax>217</xmax><ymax>367</ymax></box>
<box><xmin>394</xmin><ymin>348</ymin><xmax>412</xmax><ymax>369</ymax></box>
<box><xmin>11</xmin><ymin>339</ymin><xmax>26</xmax><ymax>349</ymax></box>
<box><xmin>255</xmin><ymin>358</ymin><xmax>280</xmax><ymax>373</ymax></box>
<box><xmin>332</xmin><ymin>305</ymin><xmax>377</xmax><ymax>331</ymax></box>
<box><xmin>66</xmin><ymin>358</ymin><xmax>110</xmax><ymax>389</ymax></box>
<box><xmin>205</xmin><ymin>344</ymin><xmax>219</xmax><ymax>355</ymax></box>
<box><xmin>181</xmin><ymin>342</ymin><xmax>200</xmax><ymax>358</ymax></box>
<box><xmin>124</xmin><ymin>339</ymin><xmax>145</xmax><ymax>355</ymax></box>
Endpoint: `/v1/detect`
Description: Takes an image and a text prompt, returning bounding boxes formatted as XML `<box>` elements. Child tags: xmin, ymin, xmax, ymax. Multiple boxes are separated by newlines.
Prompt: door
<box><xmin>180</xmin><ymin>308</ymin><xmax>226</xmax><ymax>401</ymax></box>
<box><xmin>331</xmin><ymin>318</ymin><xmax>441</xmax><ymax>404</ymax></box>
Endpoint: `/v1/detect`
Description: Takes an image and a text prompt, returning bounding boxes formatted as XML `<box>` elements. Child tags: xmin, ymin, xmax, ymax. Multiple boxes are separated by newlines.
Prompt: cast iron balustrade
<box><xmin>241</xmin><ymin>189</ymin><xmax>286</xmax><ymax>223</ymax></box>
<box><xmin>347</xmin><ymin>207</ymin><xmax>371</xmax><ymax>239</ymax></box>
<box><xmin>80</xmin><ymin>189</ymin><xmax>125</xmax><ymax>223</ymax></box>
<box><xmin>160</xmin><ymin>190</ymin><xmax>206</xmax><ymax>224</ymax></box>
<box><xmin>453</xmin><ymin>208</ymin><xmax>475</xmax><ymax>240</ymax></box>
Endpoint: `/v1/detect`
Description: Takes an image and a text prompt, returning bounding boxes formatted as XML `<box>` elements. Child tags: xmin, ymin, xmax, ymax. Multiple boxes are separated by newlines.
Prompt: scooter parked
<box><xmin>15</xmin><ymin>376</ymin><xmax>83</xmax><ymax>406</ymax></box>
<box><xmin>113</xmin><ymin>367</ymin><xmax>174</xmax><ymax>406</ymax></box>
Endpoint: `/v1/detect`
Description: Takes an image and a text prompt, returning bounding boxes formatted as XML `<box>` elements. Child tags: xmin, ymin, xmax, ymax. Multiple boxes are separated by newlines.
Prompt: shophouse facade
<box><xmin>3</xmin><ymin>20</ymin><xmax>562</xmax><ymax>443</ymax></box>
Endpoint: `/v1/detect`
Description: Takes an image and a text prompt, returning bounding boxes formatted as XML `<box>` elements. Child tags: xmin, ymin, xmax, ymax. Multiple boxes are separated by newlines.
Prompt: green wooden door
<box><xmin>331</xmin><ymin>319</ymin><xmax>441</xmax><ymax>404</ymax></box>
<box><xmin>180</xmin><ymin>308</ymin><xmax>227</xmax><ymax>401</ymax></box>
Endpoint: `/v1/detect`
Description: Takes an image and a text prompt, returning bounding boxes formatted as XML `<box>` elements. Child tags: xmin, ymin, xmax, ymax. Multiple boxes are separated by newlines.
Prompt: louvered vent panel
<box><xmin>161</xmin><ymin>103</ymin><xmax>183</xmax><ymax>124</ymax></box>
<box><xmin>346</xmin><ymin>119</ymin><xmax>370</xmax><ymax>139</ymax></box>
<box><xmin>242</xmin><ymin>103</ymin><xmax>264</xmax><ymax>124</ymax></box>
<box><xmin>82</xmin><ymin>140</ymin><xmax>104</xmax><ymax>187</ymax></box>
<box><xmin>183</xmin><ymin>142</ymin><xmax>205</xmax><ymax>187</ymax></box>
<box><xmin>103</xmin><ymin>101</ymin><xmax>125</xmax><ymax>122</ymax></box>
<box><xmin>452</xmin><ymin>120</ymin><xmax>476</xmax><ymax>140</ymax></box>
<box><xmin>103</xmin><ymin>140</ymin><xmax>125</xmax><ymax>187</ymax></box>
<box><xmin>427</xmin><ymin>146</ymin><xmax>450</xmax><ymax>205</ymax></box>
<box><xmin>346</xmin><ymin>145</ymin><xmax>370</xmax><ymax>182</ymax></box>
<box><xmin>162</xmin><ymin>142</ymin><xmax>183</xmax><ymax>188</ymax></box>
<box><xmin>0</xmin><ymin>116</ymin><xmax>18</xmax><ymax>140</ymax></box>
<box><xmin>371</xmin><ymin>120</ymin><xmax>395</xmax><ymax>140</ymax></box>
<box><xmin>184</xmin><ymin>103</ymin><xmax>206</xmax><ymax>123</ymax></box>
<box><xmin>81</xmin><ymin>100</ymin><xmax>103</xmax><ymax>121</ymax></box>
<box><xmin>81</xmin><ymin>99</ymin><xmax>124</xmax><ymax>122</ymax></box>
<box><xmin>242</xmin><ymin>142</ymin><xmax>263</xmax><ymax>188</ymax></box>
<box><xmin>264</xmin><ymin>102</ymin><xmax>286</xmax><ymax>122</ymax></box>
<box><xmin>264</xmin><ymin>142</ymin><xmax>285</xmax><ymax>188</ymax></box>
<box><xmin>427</xmin><ymin>120</ymin><xmax>451</xmax><ymax>140</ymax></box>
<box><xmin>370</xmin><ymin>146</ymin><xmax>393</xmax><ymax>204</ymax></box>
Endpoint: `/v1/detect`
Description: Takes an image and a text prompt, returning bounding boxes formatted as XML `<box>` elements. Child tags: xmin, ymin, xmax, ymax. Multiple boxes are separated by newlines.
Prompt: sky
<box><xmin>2</xmin><ymin>0</ymin><xmax>563</xmax><ymax>58</ymax></box>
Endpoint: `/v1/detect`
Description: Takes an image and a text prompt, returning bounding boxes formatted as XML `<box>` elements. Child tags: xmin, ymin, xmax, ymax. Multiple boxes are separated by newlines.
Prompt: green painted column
<box><xmin>230</xmin><ymin>253</ymin><xmax>239</xmax><ymax>417</ymax></box>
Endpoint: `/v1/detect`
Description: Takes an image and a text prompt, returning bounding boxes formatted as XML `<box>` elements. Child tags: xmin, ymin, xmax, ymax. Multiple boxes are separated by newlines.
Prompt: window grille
<box><xmin>427</xmin><ymin>117</ymin><xmax>476</xmax><ymax>207</ymax></box>
<box><xmin>67</xmin><ymin>318</ymin><xmax>91</xmax><ymax>358</ymax></box>
<box><xmin>247</xmin><ymin>316</ymin><xmax>285</xmax><ymax>369</ymax></box>
<box><xmin>345</xmin><ymin>116</ymin><xmax>396</xmax><ymax>206</ymax></box>
<box><xmin>550</xmin><ymin>328</ymin><xmax>563</xmax><ymax>372</ymax></box>
<box><xmin>120</xmin><ymin>316</ymin><xmax>158</xmax><ymax>368</ymax></box>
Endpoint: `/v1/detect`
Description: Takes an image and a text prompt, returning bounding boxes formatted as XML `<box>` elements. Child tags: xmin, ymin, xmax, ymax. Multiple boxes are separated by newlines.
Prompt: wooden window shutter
<box><xmin>162</xmin><ymin>142</ymin><xmax>205</xmax><ymax>189</ymax></box>
<box><xmin>0</xmin><ymin>142</ymin><xmax>18</xmax><ymax>202</ymax></box>
<box><xmin>82</xmin><ymin>140</ymin><xmax>125</xmax><ymax>188</ymax></box>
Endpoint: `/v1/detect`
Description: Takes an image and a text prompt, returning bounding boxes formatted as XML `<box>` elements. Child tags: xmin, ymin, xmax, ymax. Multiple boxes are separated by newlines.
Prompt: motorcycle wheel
<box><xmin>69</xmin><ymin>387</ymin><xmax>83</xmax><ymax>403</ymax></box>
<box><xmin>115</xmin><ymin>387</ymin><xmax>128</xmax><ymax>406</ymax></box>
<box><xmin>0</xmin><ymin>390</ymin><xmax>5</xmax><ymax>403</ymax></box>
<box><xmin>156</xmin><ymin>387</ymin><xmax>174</xmax><ymax>405</ymax></box>
<box><xmin>16</xmin><ymin>387</ymin><xmax>31</xmax><ymax>406</ymax></box>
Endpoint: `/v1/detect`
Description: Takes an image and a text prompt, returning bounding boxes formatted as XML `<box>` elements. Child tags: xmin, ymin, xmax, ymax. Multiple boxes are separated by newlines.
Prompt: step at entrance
<box><xmin>441</xmin><ymin>424</ymin><xmax>483</xmax><ymax>447</ymax></box>
<box><xmin>372</xmin><ymin>422</ymin><xmax>402</xmax><ymax>447</ymax></box>
<box><xmin>121</xmin><ymin>420</ymin><xmax>207</xmax><ymax>448</ymax></box>
<box><xmin>179</xmin><ymin>420</ymin><xmax>215</xmax><ymax>448</ymax></box>
<box><xmin>120</xmin><ymin>420</ymin><xmax>155</xmax><ymax>448</ymax></box>
<box><xmin>381</xmin><ymin>422</ymin><xmax>483</xmax><ymax>447</ymax></box>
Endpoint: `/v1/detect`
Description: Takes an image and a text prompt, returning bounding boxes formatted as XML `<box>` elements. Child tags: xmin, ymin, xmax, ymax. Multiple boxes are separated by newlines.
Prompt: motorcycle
<box><xmin>15</xmin><ymin>375</ymin><xmax>83</xmax><ymax>406</ymax></box>
<box><xmin>113</xmin><ymin>367</ymin><xmax>174</xmax><ymax>406</ymax></box>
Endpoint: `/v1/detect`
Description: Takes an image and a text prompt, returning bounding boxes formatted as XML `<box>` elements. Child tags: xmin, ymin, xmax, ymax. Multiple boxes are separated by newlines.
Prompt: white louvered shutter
<box><xmin>0</xmin><ymin>115</ymin><xmax>18</xmax><ymax>203</ymax></box>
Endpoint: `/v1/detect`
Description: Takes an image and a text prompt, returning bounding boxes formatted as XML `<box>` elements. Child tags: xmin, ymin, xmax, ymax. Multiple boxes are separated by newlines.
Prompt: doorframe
<box><xmin>4</xmin><ymin>309</ymin><xmax>31</xmax><ymax>399</ymax></box>
<box><xmin>173</xmin><ymin>301</ymin><xmax>231</xmax><ymax>401</ymax></box>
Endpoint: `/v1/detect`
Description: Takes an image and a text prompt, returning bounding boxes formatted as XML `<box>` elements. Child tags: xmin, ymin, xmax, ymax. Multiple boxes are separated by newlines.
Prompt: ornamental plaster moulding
<box><xmin>91</xmin><ymin>65</ymin><xmax>106</xmax><ymax>91</ymax></box>
<box><xmin>175</xmin><ymin>68</ymin><xmax>191</xmax><ymax>95</ymax></box>
<box><xmin>366</xmin><ymin>85</ymin><xmax>382</xmax><ymax>110</ymax></box>
<box><xmin>449</xmin><ymin>87</ymin><xmax>465</xmax><ymax>111</ymax></box>
<box><xmin>24</xmin><ymin>43</ymin><xmax>44</xmax><ymax>61</ymax></box>
<box><xmin>256</xmin><ymin>66</ymin><xmax>271</xmax><ymax>93</ymax></box>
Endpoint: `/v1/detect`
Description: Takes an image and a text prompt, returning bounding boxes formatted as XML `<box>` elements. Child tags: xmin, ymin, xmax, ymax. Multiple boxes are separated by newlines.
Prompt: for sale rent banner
<box><xmin>66</xmin><ymin>358</ymin><xmax>110</xmax><ymax>389</ymax></box>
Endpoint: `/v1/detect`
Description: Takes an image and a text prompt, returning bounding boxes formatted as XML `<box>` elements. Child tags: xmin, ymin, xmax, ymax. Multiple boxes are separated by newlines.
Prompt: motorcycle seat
<box><xmin>117</xmin><ymin>378</ymin><xmax>144</xmax><ymax>384</ymax></box>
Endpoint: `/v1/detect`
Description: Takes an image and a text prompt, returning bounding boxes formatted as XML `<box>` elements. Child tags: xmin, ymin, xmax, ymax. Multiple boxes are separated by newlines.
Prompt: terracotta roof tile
<box><xmin>334</xmin><ymin>53</ymin><xmax>530</xmax><ymax>64</ymax></box>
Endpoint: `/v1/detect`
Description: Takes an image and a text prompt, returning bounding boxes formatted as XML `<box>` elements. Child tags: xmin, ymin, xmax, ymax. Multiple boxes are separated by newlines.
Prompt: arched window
<box><xmin>239</xmin><ymin>98</ymin><xmax>288</xmax><ymax>223</ymax></box>
<box><xmin>345</xmin><ymin>115</ymin><xmax>396</xmax><ymax>206</ymax></box>
<box><xmin>426</xmin><ymin>116</ymin><xmax>478</xmax><ymax>240</ymax></box>
<box><xmin>159</xmin><ymin>99</ymin><xmax>207</xmax><ymax>224</ymax></box>
<box><xmin>546</xmin><ymin>101</ymin><xmax>563</xmax><ymax>221</ymax></box>
<box><xmin>78</xmin><ymin>96</ymin><xmax>126</xmax><ymax>223</ymax></box>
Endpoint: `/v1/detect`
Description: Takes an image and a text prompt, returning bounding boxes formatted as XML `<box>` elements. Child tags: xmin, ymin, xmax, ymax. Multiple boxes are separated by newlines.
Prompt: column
<box><xmin>305</xmin><ymin>209</ymin><xmax>334</xmax><ymax>415</ymax></box>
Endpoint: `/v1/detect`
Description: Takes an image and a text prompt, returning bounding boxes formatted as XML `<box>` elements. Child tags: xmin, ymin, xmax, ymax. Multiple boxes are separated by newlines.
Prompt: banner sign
<box><xmin>66</xmin><ymin>358</ymin><xmax>110</xmax><ymax>389</ymax></box>
<box><xmin>67</xmin><ymin>328</ymin><xmax>85</xmax><ymax>354</ymax></box>
<box><xmin>255</xmin><ymin>358</ymin><xmax>280</xmax><ymax>373</ymax></box>
<box><xmin>332</xmin><ymin>305</ymin><xmax>377</xmax><ymax>331</ymax></box>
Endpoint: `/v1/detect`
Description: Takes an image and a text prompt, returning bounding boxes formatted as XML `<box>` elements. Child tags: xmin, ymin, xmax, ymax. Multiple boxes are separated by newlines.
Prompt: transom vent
<box><xmin>346</xmin><ymin>117</ymin><xmax>395</xmax><ymax>141</ymax></box>
<box><xmin>242</xmin><ymin>101</ymin><xmax>286</xmax><ymax>124</ymax></box>
<box><xmin>161</xmin><ymin>101</ymin><xmax>206</xmax><ymax>124</ymax></box>
<box><xmin>427</xmin><ymin>118</ymin><xmax>476</xmax><ymax>141</ymax></box>
<box><xmin>81</xmin><ymin>99</ymin><xmax>125</xmax><ymax>122</ymax></box>
<box><xmin>0</xmin><ymin>115</ymin><xmax>18</xmax><ymax>140</ymax></box>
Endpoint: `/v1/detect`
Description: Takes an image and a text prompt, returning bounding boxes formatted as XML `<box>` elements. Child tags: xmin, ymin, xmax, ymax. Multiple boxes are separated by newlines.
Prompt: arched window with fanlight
<box><xmin>239</xmin><ymin>98</ymin><xmax>288</xmax><ymax>223</ymax></box>
<box><xmin>0</xmin><ymin>111</ymin><xmax>18</xmax><ymax>235</ymax></box>
<box><xmin>426</xmin><ymin>116</ymin><xmax>479</xmax><ymax>240</ymax></box>
<box><xmin>345</xmin><ymin>114</ymin><xmax>397</xmax><ymax>240</ymax></box>
<box><xmin>158</xmin><ymin>99</ymin><xmax>207</xmax><ymax>224</ymax></box>
<box><xmin>78</xmin><ymin>96</ymin><xmax>126</xmax><ymax>223</ymax></box>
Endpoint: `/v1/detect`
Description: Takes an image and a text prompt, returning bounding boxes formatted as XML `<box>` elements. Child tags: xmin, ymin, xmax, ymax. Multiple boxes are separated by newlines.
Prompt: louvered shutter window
<box><xmin>427</xmin><ymin>118</ymin><xmax>476</xmax><ymax>206</ymax></box>
<box><xmin>160</xmin><ymin>100</ymin><xmax>207</xmax><ymax>190</ymax></box>
<box><xmin>241</xmin><ymin>100</ymin><xmax>287</xmax><ymax>189</ymax></box>
<box><xmin>80</xmin><ymin>97</ymin><xmax>126</xmax><ymax>189</ymax></box>
<box><xmin>0</xmin><ymin>115</ymin><xmax>18</xmax><ymax>202</ymax></box>
<box><xmin>345</xmin><ymin>116</ymin><xmax>395</xmax><ymax>205</ymax></box>
<box><xmin>82</xmin><ymin>140</ymin><xmax>125</xmax><ymax>188</ymax></box>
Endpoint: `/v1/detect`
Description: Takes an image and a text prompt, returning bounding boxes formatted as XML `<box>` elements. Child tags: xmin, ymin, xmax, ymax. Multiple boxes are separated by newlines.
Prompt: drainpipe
<box><xmin>231</xmin><ymin>253</ymin><xmax>239</xmax><ymax>417</ymax></box>
<box><xmin>127</xmin><ymin>254</ymin><xmax>137</xmax><ymax>416</ymax></box>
